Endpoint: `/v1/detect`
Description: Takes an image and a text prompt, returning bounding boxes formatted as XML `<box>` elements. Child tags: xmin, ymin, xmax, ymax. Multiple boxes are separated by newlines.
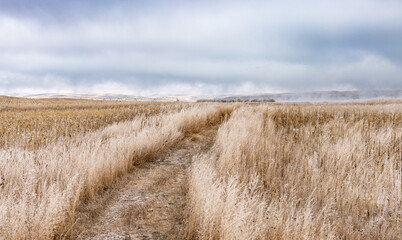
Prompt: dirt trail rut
<box><xmin>74</xmin><ymin>126</ymin><xmax>218</xmax><ymax>239</ymax></box>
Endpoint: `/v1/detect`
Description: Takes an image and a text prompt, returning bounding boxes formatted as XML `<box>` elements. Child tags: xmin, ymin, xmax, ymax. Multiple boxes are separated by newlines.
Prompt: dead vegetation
<box><xmin>188</xmin><ymin>102</ymin><xmax>401</xmax><ymax>239</ymax></box>
<box><xmin>1</xmin><ymin>98</ymin><xmax>400</xmax><ymax>239</ymax></box>
<box><xmin>0</xmin><ymin>100</ymin><xmax>186</xmax><ymax>149</ymax></box>
<box><xmin>0</xmin><ymin>101</ymin><xmax>235</xmax><ymax>239</ymax></box>
<box><xmin>0</xmin><ymin>95</ymin><xmax>98</xmax><ymax>106</ymax></box>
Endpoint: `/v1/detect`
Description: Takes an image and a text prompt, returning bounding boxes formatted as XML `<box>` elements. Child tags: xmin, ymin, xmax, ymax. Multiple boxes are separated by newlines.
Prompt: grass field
<box><xmin>0</xmin><ymin>97</ymin><xmax>234</xmax><ymax>239</ymax></box>
<box><xmin>0</xmin><ymin>97</ymin><xmax>400</xmax><ymax>239</ymax></box>
<box><xmin>188</xmin><ymin>101</ymin><xmax>401</xmax><ymax>239</ymax></box>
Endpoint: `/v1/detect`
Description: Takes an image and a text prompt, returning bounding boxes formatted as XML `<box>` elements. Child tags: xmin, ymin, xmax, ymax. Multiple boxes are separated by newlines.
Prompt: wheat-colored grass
<box><xmin>2</xmin><ymin>98</ymin><xmax>400</xmax><ymax>239</ymax></box>
<box><xmin>0</xmin><ymin>96</ymin><xmax>99</xmax><ymax>105</ymax></box>
<box><xmin>0</xmin><ymin>100</ymin><xmax>187</xmax><ymax>149</ymax></box>
<box><xmin>188</xmin><ymin>101</ymin><xmax>401</xmax><ymax>239</ymax></box>
<box><xmin>0</xmin><ymin>102</ymin><xmax>234</xmax><ymax>239</ymax></box>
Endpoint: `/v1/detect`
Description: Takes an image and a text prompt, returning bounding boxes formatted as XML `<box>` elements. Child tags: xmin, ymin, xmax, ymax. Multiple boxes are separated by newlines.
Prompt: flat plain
<box><xmin>0</xmin><ymin>97</ymin><xmax>400</xmax><ymax>239</ymax></box>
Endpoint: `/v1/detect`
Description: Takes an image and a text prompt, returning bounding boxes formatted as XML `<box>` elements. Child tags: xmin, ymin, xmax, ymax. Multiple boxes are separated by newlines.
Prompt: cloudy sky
<box><xmin>0</xmin><ymin>0</ymin><xmax>401</xmax><ymax>96</ymax></box>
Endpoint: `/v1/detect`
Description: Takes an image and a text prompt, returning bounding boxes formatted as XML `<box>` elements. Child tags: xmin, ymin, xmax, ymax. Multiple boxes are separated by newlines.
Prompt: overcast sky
<box><xmin>0</xmin><ymin>0</ymin><xmax>401</xmax><ymax>96</ymax></box>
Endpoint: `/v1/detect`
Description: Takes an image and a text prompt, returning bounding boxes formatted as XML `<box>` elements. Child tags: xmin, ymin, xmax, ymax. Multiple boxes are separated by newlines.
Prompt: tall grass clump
<box><xmin>0</xmin><ymin>103</ymin><xmax>234</xmax><ymax>239</ymax></box>
<box><xmin>188</xmin><ymin>102</ymin><xmax>401</xmax><ymax>239</ymax></box>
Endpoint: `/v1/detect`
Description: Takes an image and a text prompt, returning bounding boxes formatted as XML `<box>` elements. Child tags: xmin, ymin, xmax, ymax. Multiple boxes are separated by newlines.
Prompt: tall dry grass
<box><xmin>0</xmin><ymin>103</ymin><xmax>234</xmax><ymax>239</ymax></box>
<box><xmin>0</xmin><ymin>102</ymin><xmax>186</xmax><ymax>149</ymax></box>
<box><xmin>188</xmin><ymin>102</ymin><xmax>401</xmax><ymax>239</ymax></box>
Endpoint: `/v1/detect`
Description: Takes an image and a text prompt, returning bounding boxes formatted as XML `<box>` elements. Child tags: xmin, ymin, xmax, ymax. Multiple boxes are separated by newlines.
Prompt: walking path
<box><xmin>74</xmin><ymin>126</ymin><xmax>218</xmax><ymax>239</ymax></box>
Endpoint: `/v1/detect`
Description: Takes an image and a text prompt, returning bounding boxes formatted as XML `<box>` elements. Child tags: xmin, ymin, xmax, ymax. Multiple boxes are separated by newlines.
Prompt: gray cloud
<box><xmin>0</xmin><ymin>0</ymin><xmax>401</xmax><ymax>95</ymax></box>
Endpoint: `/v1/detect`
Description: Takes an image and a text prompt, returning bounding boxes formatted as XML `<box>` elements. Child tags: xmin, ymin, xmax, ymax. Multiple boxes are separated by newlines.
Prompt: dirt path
<box><xmin>74</xmin><ymin>126</ymin><xmax>218</xmax><ymax>239</ymax></box>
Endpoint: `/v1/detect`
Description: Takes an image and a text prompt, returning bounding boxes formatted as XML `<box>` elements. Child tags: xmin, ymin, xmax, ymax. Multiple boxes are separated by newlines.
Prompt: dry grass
<box><xmin>2</xmin><ymin>97</ymin><xmax>400</xmax><ymax>239</ymax></box>
<box><xmin>0</xmin><ymin>100</ymin><xmax>187</xmax><ymax>149</ymax></box>
<box><xmin>188</xmin><ymin>101</ymin><xmax>401</xmax><ymax>239</ymax></box>
<box><xmin>0</xmin><ymin>95</ymin><xmax>99</xmax><ymax>105</ymax></box>
<box><xmin>0</xmin><ymin>101</ymin><xmax>235</xmax><ymax>239</ymax></box>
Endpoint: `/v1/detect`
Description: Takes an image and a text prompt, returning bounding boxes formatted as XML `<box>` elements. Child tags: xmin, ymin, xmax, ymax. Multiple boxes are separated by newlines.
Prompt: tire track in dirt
<box><xmin>74</xmin><ymin>126</ymin><xmax>218</xmax><ymax>239</ymax></box>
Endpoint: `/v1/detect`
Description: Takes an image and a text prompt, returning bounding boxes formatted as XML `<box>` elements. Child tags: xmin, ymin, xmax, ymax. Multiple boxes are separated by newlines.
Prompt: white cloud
<box><xmin>0</xmin><ymin>0</ymin><xmax>401</xmax><ymax>95</ymax></box>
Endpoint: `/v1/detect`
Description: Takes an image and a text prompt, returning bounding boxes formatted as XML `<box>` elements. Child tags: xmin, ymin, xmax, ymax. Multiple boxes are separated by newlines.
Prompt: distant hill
<box><xmin>9</xmin><ymin>93</ymin><xmax>197</xmax><ymax>102</ymax></box>
<box><xmin>215</xmin><ymin>90</ymin><xmax>402</xmax><ymax>102</ymax></box>
<box><xmin>5</xmin><ymin>89</ymin><xmax>402</xmax><ymax>102</ymax></box>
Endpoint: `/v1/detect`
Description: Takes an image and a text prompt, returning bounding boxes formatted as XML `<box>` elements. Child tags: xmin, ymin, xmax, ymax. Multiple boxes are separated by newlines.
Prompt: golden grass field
<box><xmin>0</xmin><ymin>96</ymin><xmax>187</xmax><ymax>149</ymax></box>
<box><xmin>188</xmin><ymin>101</ymin><xmax>401</xmax><ymax>239</ymax></box>
<box><xmin>0</xmin><ymin>97</ymin><xmax>234</xmax><ymax>239</ymax></box>
<box><xmin>0</xmin><ymin>96</ymin><xmax>400</xmax><ymax>239</ymax></box>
